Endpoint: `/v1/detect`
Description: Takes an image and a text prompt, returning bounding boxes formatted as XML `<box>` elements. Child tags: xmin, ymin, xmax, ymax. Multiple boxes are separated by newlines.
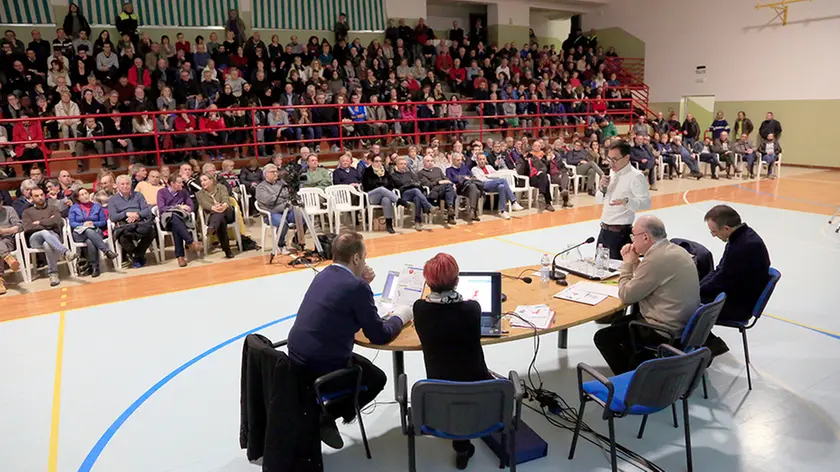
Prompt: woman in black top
<box><xmin>361</xmin><ymin>155</ymin><xmax>408</xmax><ymax>234</ymax></box>
<box><xmin>413</xmin><ymin>253</ymin><xmax>490</xmax><ymax>470</ymax></box>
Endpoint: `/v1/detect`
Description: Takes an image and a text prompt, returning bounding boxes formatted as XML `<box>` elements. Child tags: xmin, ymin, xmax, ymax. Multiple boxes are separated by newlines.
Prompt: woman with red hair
<box><xmin>413</xmin><ymin>252</ymin><xmax>490</xmax><ymax>470</ymax></box>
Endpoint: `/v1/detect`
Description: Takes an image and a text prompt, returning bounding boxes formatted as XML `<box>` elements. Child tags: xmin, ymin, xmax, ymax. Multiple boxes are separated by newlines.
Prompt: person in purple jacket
<box><xmin>288</xmin><ymin>231</ymin><xmax>412</xmax><ymax>449</ymax></box>
<box><xmin>157</xmin><ymin>173</ymin><xmax>202</xmax><ymax>267</ymax></box>
<box><xmin>445</xmin><ymin>153</ymin><xmax>482</xmax><ymax>222</ymax></box>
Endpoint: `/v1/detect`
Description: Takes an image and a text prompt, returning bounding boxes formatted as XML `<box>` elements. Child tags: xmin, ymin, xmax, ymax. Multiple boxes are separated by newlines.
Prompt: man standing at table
<box><xmin>595</xmin><ymin>141</ymin><xmax>652</xmax><ymax>260</ymax></box>
<box><xmin>287</xmin><ymin>231</ymin><xmax>413</xmax><ymax>449</ymax></box>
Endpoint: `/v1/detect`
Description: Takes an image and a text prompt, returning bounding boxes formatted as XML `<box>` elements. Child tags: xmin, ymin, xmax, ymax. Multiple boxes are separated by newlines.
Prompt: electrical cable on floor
<box><xmin>506</xmin><ymin>312</ymin><xmax>666</xmax><ymax>472</ymax></box>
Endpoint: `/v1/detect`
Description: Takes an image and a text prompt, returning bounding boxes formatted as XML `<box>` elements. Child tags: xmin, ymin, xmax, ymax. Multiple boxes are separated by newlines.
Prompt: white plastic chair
<box><xmin>16</xmin><ymin>226</ymin><xmax>74</xmax><ymax>283</ymax></box>
<box><xmin>365</xmin><ymin>190</ymin><xmax>397</xmax><ymax>232</ymax></box>
<box><xmin>325</xmin><ymin>185</ymin><xmax>365</xmax><ymax>233</ymax></box>
<box><xmin>757</xmin><ymin>152</ymin><xmax>782</xmax><ymax>179</ymax></box>
<box><xmin>254</xmin><ymin>201</ymin><xmax>279</xmax><ymax>252</ymax></box>
<box><xmin>64</xmin><ymin>218</ymin><xmax>116</xmax><ymax>276</ymax></box>
<box><xmin>4</xmin><ymin>232</ymin><xmax>29</xmax><ymax>284</ymax></box>
<box><xmin>238</xmin><ymin>184</ymin><xmax>251</xmax><ymax>219</ymax></box>
<box><xmin>564</xmin><ymin>164</ymin><xmax>602</xmax><ymax>195</ymax></box>
<box><xmin>106</xmin><ymin>218</ymin><xmax>161</xmax><ymax>269</ymax></box>
<box><xmin>496</xmin><ymin>170</ymin><xmax>534</xmax><ymax>210</ymax></box>
<box><xmin>197</xmin><ymin>206</ymin><xmax>243</xmax><ymax>254</ymax></box>
<box><xmin>151</xmin><ymin>206</ymin><xmax>198</xmax><ymax>261</ymax></box>
<box><xmin>298</xmin><ymin>188</ymin><xmax>331</xmax><ymax>233</ymax></box>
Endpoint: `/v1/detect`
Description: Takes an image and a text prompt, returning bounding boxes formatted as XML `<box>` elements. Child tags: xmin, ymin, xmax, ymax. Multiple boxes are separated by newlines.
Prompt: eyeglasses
<box><xmin>629</xmin><ymin>231</ymin><xmax>647</xmax><ymax>241</ymax></box>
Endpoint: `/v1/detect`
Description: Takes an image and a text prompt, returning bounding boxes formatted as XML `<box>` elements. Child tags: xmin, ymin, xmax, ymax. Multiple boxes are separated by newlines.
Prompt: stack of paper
<box><xmin>510</xmin><ymin>305</ymin><xmax>555</xmax><ymax>329</ymax></box>
<box><xmin>554</xmin><ymin>282</ymin><xmax>616</xmax><ymax>306</ymax></box>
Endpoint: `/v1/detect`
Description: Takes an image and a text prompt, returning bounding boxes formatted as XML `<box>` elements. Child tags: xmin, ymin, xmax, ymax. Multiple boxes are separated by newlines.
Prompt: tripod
<box><xmin>268</xmin><ymin>203</ymin><xmax>324</xmax><ymax>264</ymax></box>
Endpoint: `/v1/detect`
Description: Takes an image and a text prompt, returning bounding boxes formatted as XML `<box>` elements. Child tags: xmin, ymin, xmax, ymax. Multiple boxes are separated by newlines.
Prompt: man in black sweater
<box><xmin>758</xmin><ymin>111</ymin><xmax>782</xmax><ymax>143</ymax></box>
<box><xmin>287</xmin><ymin>232</ymin><xmax>413</xmax><ymax>449</ymax></box>
<box><xmin>700</xmin><ymin>205</ymin><xmax>771</xmax><ymax>355</ymax></box>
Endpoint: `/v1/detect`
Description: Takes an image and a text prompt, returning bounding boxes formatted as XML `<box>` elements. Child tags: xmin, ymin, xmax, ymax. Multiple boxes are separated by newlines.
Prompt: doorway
<box><xmin>469</xmin><ymin>13</ymin><xmax>488</xmax><ymax>44</ymax></box>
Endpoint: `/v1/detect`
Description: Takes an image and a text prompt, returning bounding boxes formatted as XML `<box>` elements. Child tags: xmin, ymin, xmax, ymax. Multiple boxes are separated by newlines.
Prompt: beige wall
<box><xmin>488</xmin><ymin>24</ymin><xmax>529</xmax><ymax>47</ymax></box>
<box><xmin>593</xmin><ymin>27</ymin><xmax>644</xmax><ymax>58</ymax></box>
<box><xmin>648</xmin><ymin>102</ymin><xmax>679</xmax><ymax>119</ymax></box>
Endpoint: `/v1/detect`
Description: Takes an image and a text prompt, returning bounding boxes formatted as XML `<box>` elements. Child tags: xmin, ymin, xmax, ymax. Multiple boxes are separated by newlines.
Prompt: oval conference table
<box><xmin>355</xmin><ymin>265</ymin><xmax>626</xmax><ymax>395</ymax></box>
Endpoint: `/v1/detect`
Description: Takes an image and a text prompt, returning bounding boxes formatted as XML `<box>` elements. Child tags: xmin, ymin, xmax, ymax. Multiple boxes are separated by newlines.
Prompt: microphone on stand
<box><xmin>551</xmin><ymin>237</ymin><xmax>596</xmax><ymax>282</ymax></box>
<box><xmin>502</xmin><ymin>273</ymin><xmax>533</xmax><ymax>284</ymax></box>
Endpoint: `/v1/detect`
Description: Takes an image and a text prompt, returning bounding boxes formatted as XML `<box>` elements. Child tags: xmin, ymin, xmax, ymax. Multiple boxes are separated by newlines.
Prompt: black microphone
<box><xmin>502</xmin><ymin>273</ymin><xmax>532</xmax><ymax>284</ymax></box>
<box><xmin>551</xmin><ymin>237</ymin><xmax>596</xmax><ymax>281</ymax></box>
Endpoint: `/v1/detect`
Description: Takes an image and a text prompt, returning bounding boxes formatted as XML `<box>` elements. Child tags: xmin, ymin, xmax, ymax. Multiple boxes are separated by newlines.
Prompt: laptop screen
<box><xmin>381</xmin><ymin>270</ymin><xmax>400</xmax><ymax>302</ymax></box>
<box><xmin>457</xmin><ymin>272</ymin><xmax>502</xmax><ymax>315</ymax></box>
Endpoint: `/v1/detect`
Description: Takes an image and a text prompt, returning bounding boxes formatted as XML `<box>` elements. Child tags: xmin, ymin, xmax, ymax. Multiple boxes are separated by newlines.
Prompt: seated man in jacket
<box><xmin>391</xmin><ymin>156</ymin><xmax>434</xmax><ymax>231</ymax></box>
<box><xmin>757</xmin><ymin>133</ymin><xmax>782</xmax><ymax>179</ymax></box>
<box><xmin>700</xmin><ymin>205</ymin><xmax>771</xmax><ymax>355</ymax></box>
<box><xmin>712</xmin><ymin>131</ymin><xmax>735</xmax><ymax>178</ymax></box>
<box><xmin>108</xmin><ymin>175</ymin><xmax>156</xmax><ymax>268</ymax></box>
<box><xmin>629</xmin><ymin>135</ymin><xmax>657</xmax><ymax>191</ymax></box>
<box><xmin>691</xmin><ymin>137</ymin><xmax>722</xmax><ymax>179</ymax></box>
<box><xmin>594</xmin><ymin>215</ymin><xmax>700</xmax><ymax>374</ymax></box>
<box><xmin>74</xmin><ymin>117</ymin><xmax>110</xmax><ymax>169</ymax></box>
<box><xmin>418</xmin><ymin>154</ymin><xmax>457</xmax><ymax>226</ymax></box>
<box><xmin>565</xmin><ymin>139</ymin><xmax>604</xmax><ymax>195</ymax></box>
<box><xmin>446</xmin><ymin>153</ymin><xmax>482</xmax><ymax>223</ymax></box>
<box><xmin>519</xmin><ymin>142</ymin><xmax>555</xmax><ymax>212</ymax></box>
<box><xmin>0</xmin><ymin>203</ymin><xmax>22</xmax><ymax>294</ymax></box>
<box><xmin>22</xmin><ymin>187</ymin><xmax>78</xmax><ymax>286</ymax></box>
<box><xmin>670</xmin><ymin>135</ymin><xmax>702</xmax><ymax>179</ymax></box>
<box><xmin>255</xmin><ymin>164</ymin><xmax>296</xmax><ymax>255</ymax></box>
<box><xmin>287</xmin><ymin>231</ymin><xmax>413</xmax><ymax>448</ymax></box>
<box><xmin>733</xmin><ymin>133</ymin><xmax>757</xmax><ymax>179</ymax></box>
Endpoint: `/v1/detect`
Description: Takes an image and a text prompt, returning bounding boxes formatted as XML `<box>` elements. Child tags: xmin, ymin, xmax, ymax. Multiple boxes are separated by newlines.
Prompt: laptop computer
<box><xmin>376</xmin><ymin>270</ymin><xmax>402</xmax><ymax>315</ymax></box>
<box><xmin>458</xmin><ymin>272</ymin><xmax>503</xmax><ymax>337</ymax></box>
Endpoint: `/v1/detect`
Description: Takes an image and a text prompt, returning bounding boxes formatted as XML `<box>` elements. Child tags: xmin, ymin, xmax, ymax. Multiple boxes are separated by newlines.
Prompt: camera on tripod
<box><xmin>280</xmin><ymin>161</ymin><xmax>307</xmax><ymax>205</ymax></box>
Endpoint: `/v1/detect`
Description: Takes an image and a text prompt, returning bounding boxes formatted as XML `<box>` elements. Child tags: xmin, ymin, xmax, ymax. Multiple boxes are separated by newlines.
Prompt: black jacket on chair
<box><xmin>700</xmin><ymin>224</ymin><xmax>770</xmax><ymax>322</ymax></box>
<box><xmin>240</xmin><ymin>334</ymin><xmax>323</xmax><ymax>472</ymax></box>
<box><xmin>671</xmin><ymin>238</ymin><xmax>714</xmax><ymax>280</ymax></box>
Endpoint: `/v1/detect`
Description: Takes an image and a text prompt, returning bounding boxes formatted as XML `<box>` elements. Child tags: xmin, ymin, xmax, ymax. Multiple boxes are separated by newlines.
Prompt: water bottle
<box><xmin>595</xmin><ymin>244</ymin><xmax>605</xmax><ymax>271</ymax></box>
<box><xmin>540</xmin><ymin>253</ymin><xmax>551</xmax><ymax>283</ymax></box>
<box><xmin>599</xmin><ymin>246</ymin><xmax>611</xmax><ymax>272</ymax></box>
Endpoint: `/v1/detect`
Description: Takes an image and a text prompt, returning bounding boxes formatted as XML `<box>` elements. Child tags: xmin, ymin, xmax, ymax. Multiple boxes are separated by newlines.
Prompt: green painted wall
<box><xmin>648</xmin><ymin>102</ymin><xmax>680</xmax><ymax>119</ymax></box>
<box><xmin>489</xmin><ymin>25</ymin><xmax>529</xmax><ymax>47</ymax></box>
<box><xmin>537</xmin><ymin>35</ymin><xmax>563</xmax><ymax>50</ymax></box>
<box><xmin>685</xmin><ymin>97</ymin><xmax>715</xmax><ymax>135</ymax></box>
<box><xmin>594</xmin><ymin>27</ymin><xmax>644</xmax><ymax>58</ymax></box>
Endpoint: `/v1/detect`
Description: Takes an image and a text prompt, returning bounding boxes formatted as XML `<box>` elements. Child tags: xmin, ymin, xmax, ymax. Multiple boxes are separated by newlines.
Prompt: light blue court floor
<box><xmin>3</xmin><ymin>201</ymin><xmax>840</xmax><ymax>472</ymax></box>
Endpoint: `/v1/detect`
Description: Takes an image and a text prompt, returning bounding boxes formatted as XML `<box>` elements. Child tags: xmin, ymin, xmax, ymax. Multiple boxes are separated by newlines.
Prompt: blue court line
<box><xmin>736</xmin><ymin>184</ymin><xmax>839</xmax><ymax>209</ymax></box>
<box><xmin>77</xmin><ymin>313</ymin><xmax>298</xmax><ymax>472</ymax></box>
<box><xmin>78</xmin><ymin>291</ymin><xmax>383</xmax><ymax>472</ymax></box>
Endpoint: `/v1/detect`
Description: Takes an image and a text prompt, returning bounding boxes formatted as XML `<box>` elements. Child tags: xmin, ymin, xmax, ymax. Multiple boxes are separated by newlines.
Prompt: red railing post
<box><xmin>42</xmin><ymin>133</ymin><xmax>50</xmax><ymax>176</ymax></box>
<box><xmin>153</xmin><ymin>115</ymin><xmax>162</xmax><ymax>168</ymax></box>
<box><xmin>413</xmin><ymin>104</ymin><xmax>419</xmax><ymax>146</ymax></box>
<box><xmin>251</xmin><ymin>109</ymin><xmax>260</xmax><ymax>159</ymax></box>
<box><xmin>478</xmin><ymin>101</ymin><xmax>483</xmax><ymax>143</ymax></box>
<box><xmin>338</xmin><ymin>107</ymin><xmax>344</xmax><ymax>152</ymax></box>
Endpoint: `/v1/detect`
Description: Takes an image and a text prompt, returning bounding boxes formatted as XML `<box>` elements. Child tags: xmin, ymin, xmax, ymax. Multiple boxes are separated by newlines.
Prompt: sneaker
<box><xmin>315</xmin><ymin>145</ymin><xmax>321</xmax><ymax>153</ymax></box>
<box><xmin>544</xmin><ymin>204</ymin><xmax>555</xmax><ymax>212</ymax></box>
<box><xmin>178</xmin><ymin>257</ymin><xmax>187</xmax><ymax>267</ymax></box>
<box><xmin>279</xmin><ymin>246</ymin><xmax>291</xmax><ymax>256</ymax></box>
<box><xmin>414</xmin><ymin>221</ymin><xmax>424</xmax><ymax>231</ymax></box>
<box><xmin>49</xmin><ymin>273</ymin><xmax>60</xmax><ymax>287</ymax></box>
<box><xmin>64</xmin><ymin>251</ymin><xmax>78</xmax><ymax>263</ymax></box>
<box><xmin>511</xmin><ymin>202</ymin><xmax>524</xmax><ymax>211</ymax></box>
<box><xmin>4</xmin><ymin>254</ymin><xmax>20</xmax><ymax>272</ymax></box>
<box><xmin>649</xmin><ymin>185</ymin><xmax>658</xmax><ymax>191</ymax></box>
<box><xmin>131</xmin><ymin>258</ymin><xmax>146</xmax><ymax>269</ymax></box>
<box><xmin>500</xmin><ymin>211</ymin><xmax>511</xmax><ymax>220</ymax></box>
<box><xmin>104</xmin><ymin>250</ymin><xmax>118</xmax><ymax>260</ymax></box>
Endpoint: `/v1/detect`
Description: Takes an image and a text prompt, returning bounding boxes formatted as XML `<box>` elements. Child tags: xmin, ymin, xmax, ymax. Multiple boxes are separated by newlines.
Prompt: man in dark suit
<box><xmin>287</xmin><ymin>231</ymin><xmax>413</xmax><ymax>449</ymax></box>
<box><xmin>700</xmin><ymin>205</ymin><xmax>771</xmax><ymax>355</ymax></box>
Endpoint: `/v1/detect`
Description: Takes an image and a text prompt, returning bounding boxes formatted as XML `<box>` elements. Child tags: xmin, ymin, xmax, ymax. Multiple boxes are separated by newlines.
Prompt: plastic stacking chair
<box><xmin>715</xmin><ymin>268</ymin><xmax>781</xmax><ymax>390</ymax></box>
<box><xmin>397</xmin><ymin>371</ymin><xmax>523</xmax><ymax>472</ymax></box>
<box><xmin>271</xmin><ymin>339</ymin><xmax>371</xmax><ymax>459</ymax></box>
<box><xmin>569</xmin><ymin>346</ymin><xmax>711</xmax><ymax>472</ymax></box>
<box><xmin>629</xmin><ymin>293</ymin><xmax>727</xmax><ymax>399</ymax></box>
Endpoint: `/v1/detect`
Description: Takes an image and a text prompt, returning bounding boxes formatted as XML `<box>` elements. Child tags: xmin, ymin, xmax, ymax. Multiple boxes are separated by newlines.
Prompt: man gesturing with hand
<box><xmin>595</xmin><ymin>141</ymin><xmax>652</xmax><ymax>260</ymax></box>
<box><xmin>288</xmin><ymin>231</ymin><xmax>413</xmax><ymax>450</ymax></box>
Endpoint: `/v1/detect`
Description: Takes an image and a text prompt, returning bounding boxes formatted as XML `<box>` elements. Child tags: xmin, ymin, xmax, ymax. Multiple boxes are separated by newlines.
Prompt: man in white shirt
<box><xmin>595</xmin><ymin>141</ymin><xmax>652</xmax><ymax>260</ymax></box>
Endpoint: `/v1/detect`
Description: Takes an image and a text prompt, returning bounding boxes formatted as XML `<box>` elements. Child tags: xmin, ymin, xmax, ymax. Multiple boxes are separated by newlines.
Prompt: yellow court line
<box><xmin>765</xmin><ymin>313</ymin><xmax>840</xmax><ymax>338</ymax></box>
<box><xmin>48</xmin><ymin>311</ymin><xmax>66</xmax><ymax>472</ymax></box>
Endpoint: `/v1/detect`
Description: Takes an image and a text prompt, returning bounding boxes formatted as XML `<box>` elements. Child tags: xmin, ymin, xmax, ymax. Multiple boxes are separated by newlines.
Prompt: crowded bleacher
<box><xmin>0</xmin><ymin>2</ymin><xmax>781</xmax><ymax>293</ymax></box>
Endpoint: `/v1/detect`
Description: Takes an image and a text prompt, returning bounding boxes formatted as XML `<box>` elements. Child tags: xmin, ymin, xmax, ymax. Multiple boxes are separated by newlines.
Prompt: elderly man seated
<box><xmin>470</xmin><ymin>153</ymin><xmax>524</xmax><ymax>219</ymax></box>
<box><xmin>22</xmin><ymin>187</ymin><xmax>78</xmax><ymax>286</ymax></box>
<box><xmin>303</xmin><ymin>154</ymin><xmax>332</xmax><ymax>189</ymax></box>
<box><xmin>256</xmin><ymin>164</ymin><xmax>296</xmax><ymax>255</ymax></box>
<box><xmin>108</xmin><ymin>175</ymin><xmax>156</xmax><ymax>268</ymax></box>
<box><xmin>390</xmin><ymin>156</ymin><xmax>434</xmax><ymax>231</ymax></box>
<box><xmin>417</xmin><ymin>154</ymin><xmax>457</xmax><ymax>226</ymax></box>
<box><xmin>0</xmin><ymin>202</ymin><xmax>22</xmax><ymax>294</ymax></box>
<box><xmin>13</xmin><ymin>179</ymin><xmax>38</xmax><ymax>217</ymax></box>
<box><xmin>593</xmin><ymin>215</ymin><xmax>700</xmax><ymax>374</ymax></box>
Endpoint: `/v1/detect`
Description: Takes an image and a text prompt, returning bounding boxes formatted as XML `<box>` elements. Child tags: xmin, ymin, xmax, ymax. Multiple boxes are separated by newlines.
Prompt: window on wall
<box><xmin>80</xmin><ymin>0</ymin><xmax>240</xmax><ymax>27</ymax></box>
<box><xmin>0</xmin><ymin>0</ymin><xmax>53</xmax><ymax>24</ymax></box>
<box><xmin>253</xmin><ymin>0</ymin><xmax>386</xmax><ymax>31</ymax></box>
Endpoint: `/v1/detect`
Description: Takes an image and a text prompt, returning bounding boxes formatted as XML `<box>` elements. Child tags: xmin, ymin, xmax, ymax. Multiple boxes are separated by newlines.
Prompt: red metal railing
<box><xmin>0</xmin><ymin>96</ymin><xmax>639</xmax><ymax>176</ymax></box>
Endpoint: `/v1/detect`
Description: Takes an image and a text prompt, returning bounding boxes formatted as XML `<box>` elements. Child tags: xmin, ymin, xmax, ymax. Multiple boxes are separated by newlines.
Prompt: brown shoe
<box><xmin>177</xmin><ymin>257</ymin><xmax>187</xmax><ymax>267</ymax></box>
<box><xmin>4</xmin><ymin>254</ymin><xmax>20</xmax><ymax>272</ymax></box>
<box><xmin>189</xmin><ymin>241</ymin><xmax>203</xmax><ymax>252</ymax></box>
<box><xmin>545</xmin><ymin>204</ymin><xmax>555</xmax><ymax>212</ymax></box>
<box><xmin>0</xmin><ymin>278</ymin><xmax>6</xmax><ymax>295</ymax></box>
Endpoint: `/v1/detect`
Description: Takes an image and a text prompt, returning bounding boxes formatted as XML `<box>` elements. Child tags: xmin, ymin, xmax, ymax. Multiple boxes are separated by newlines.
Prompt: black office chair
<box><xmin>569</xmin><ymin>345</ymin><xmax>712</xmax><ymax>472</ymax></box>
<box><xmin>397</xmin><ymin>371</ymin><xmax>523</xmax><ymax>472</ymax></box>
<box><xmin>272</xmin><ymin>340</ymin><xmax>371</xmax><ymax>459</ymax></box>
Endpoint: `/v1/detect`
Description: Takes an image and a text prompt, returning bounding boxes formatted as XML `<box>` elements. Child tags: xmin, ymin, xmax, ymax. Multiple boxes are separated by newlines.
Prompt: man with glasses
<box><xmin>593</xmin><ymin>215</ymin><xmax>700</xmax><ymax>374</ymax></box>
<box><xmin>595</xmin><ymin>141</ymin><xmax>652</xmax><ymax>260</ymax></box>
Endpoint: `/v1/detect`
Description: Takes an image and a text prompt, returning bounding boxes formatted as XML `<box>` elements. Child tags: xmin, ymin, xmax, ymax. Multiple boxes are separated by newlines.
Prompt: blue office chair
<box><xmin>569</xmin><ymin>345</ymin><xmax>712</xmax><ymax>472</ymax></box>
<box><xmin>396</xmin><ymin>371</ymin><xmax>523</xmax><ymax>472</ymax></box>
<box><xmin>272</xmin><ymin>340</ymin><xmax>371</xmax><ymax>458</ymax></box>
<box><xmin>715</xmin><ymin>268</ymin><xmax>781</xmax><ymax>390</ymax></box>
<box><xmin>630</xmin><ymin>292</ymin><xmax>727</xmax><ymax>399</ymax></box>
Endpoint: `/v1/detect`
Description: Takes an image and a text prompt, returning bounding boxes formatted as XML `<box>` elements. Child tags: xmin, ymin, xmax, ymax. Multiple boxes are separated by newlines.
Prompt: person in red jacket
<box><xmin>174</xmin><ymin>107</ymin><xmax>199</xmax><ymax>157</ymax></box>
<box><xmin>449</xmin><ymin>58</ymin><xmax>466</xmax><ymax>94</ymax></box>
<box><xmin>12</xmin><ymin>111</ymin><xmax>48</xmax><ymax>176</ymax></box>
<box><xmin>127</xmin><ymin>56</ymin><xmax>151</xmax><ymax>88</ymax></box>
<box><xmin>435</xmin><ymin>47</ymin><xmax>453</xmax><ymax>77</ymax></box>
<box><xmin>199</xmin><ymin>105</ymin><xmax>227</xmax><ymax>158</ymax></box>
